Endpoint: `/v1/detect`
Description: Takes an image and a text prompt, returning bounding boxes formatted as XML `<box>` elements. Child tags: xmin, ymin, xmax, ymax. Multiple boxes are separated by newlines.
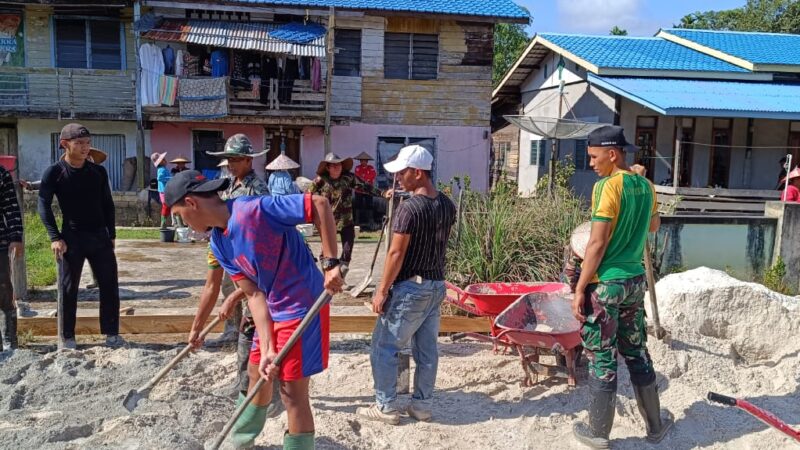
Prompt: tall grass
<box><xmin>446</xmin><ymin>165</ymin><xmax>589</xmax><ymax>285</ymax></box>
<box><xmin>24</xmin><ymin>212</ymin><xmax>57</xmax><ymax>288</ymax></box>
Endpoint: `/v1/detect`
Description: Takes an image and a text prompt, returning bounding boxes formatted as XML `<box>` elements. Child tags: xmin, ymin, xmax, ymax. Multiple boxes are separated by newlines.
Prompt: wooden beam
<box><xmin>19</xmin><ymin>314</ymin><xmax>490</xmax><ymax>336</ymax></box>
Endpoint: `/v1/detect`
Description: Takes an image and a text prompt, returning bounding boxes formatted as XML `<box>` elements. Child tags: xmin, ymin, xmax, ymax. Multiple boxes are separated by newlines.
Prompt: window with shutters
<box><xmin>334</xmin><ymin>29</ymin><xmax>361</xmax><ymax>76</ymax></box>
<box><xmin>54</xmin><ymin>18</ymin><xmax>123</xmax><ymax>70</ymax></box>
<box><xmin>530</xmin><ymin>139</ymin><xmax>548</xmax><ymax>166</ymax></box>
<box><xmin>384</xmin><ymin>33</ymin><xmax>438</xmax><ymax>80</ymax></box>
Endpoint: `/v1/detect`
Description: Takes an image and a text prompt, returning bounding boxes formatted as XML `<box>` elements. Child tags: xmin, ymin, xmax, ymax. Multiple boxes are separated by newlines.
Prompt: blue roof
<box><xmin>538</xmin><ymin>33</ymin><xmax>748</xmax><ymax>73</ymax></box>
<box><xmin>661</xmin><ymin>28</ymin><xmax>800</xmax><ymax>66</ymax></box>
<box><xmin>237</xmin><ymin>0</ymin><xmax>529</xmax><ymax>20</ymax></box>
<box><xmin>588</xmin><ymin>74</ymin><xmax>800</xmax><ymax>120</ymax></box>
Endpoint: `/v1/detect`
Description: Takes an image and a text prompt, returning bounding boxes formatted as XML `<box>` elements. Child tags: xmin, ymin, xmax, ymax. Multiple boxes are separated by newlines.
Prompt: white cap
<box><xmin>383</xmin><ymin>145</ymin><xmax>433</xmax><ymax>173</ymax></box>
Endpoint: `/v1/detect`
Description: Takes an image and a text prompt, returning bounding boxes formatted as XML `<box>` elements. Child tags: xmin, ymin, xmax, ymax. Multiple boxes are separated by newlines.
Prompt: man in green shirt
<box><xmin>571</xmin><ymin>126</ymin><xmax>672</xmax><ymax>449</ymax></box>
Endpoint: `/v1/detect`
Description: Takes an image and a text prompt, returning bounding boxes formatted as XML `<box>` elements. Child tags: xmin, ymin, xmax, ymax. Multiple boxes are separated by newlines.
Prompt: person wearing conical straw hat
<box><xmin>780</xmin><ymin>167</ymin><xmax>800</xmax><ymax>202</ymax></box>
<box><xmin>266</xmin><ymin>152</ymin><xmax>301</xmax><ymax>196</ymax></box>
<box><xmin>311</xmin><ymin>153</ymin><xmax>384</xmax><ymax>276</ymax></box>
<box><xmin>151</xmin><ymin>151</ymin><xmax>171</xmax><ymax>229</ymax></box>
<box><xmin>353</xmin><ymin>151</ymin><xmax>377</xmax><ymax>230</ymax></box>
<box><xmin>169</xmin><ymin>155</ymin><xmax>191</xmax><ymax>175</ymax></box>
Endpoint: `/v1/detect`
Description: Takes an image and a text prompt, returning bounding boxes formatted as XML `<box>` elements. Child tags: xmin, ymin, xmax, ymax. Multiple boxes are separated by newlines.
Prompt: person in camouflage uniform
<box><xmin>571</xmin><ymin>126</ymin><xmax>672</xmax><ymax>449</ymax></box>
<box><xmin>183</xmin><ymin>134</ymin><xmax>283</xmax><ymax>417</ymax></box>
<box><xmin>311</xmin><ymin>153</ymin><xmax>383</xmax><ymax>271</ymax></box>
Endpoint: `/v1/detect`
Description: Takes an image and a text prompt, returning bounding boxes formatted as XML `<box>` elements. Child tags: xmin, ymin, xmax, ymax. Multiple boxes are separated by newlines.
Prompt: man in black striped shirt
<box><xmin>0</xmin><ymin>165</ymin><xmax>23</xmax><ymax>352</ymax></box>
<box><xmin>357</xmin><ymin>145</ymin><xmax>456</xmax><ymax>425</ymax></box>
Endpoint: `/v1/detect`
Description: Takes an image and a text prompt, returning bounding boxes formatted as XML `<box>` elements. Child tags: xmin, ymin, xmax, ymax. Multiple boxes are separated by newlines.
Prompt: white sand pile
<box><xmin>650</xmin><ymin>267</ymin><xmax>800</xmax><ymax>364</ymax></box>
<box><xmin>1</xmin><ymin>268</ymin><xmax>798</xmax><ymax>450</ymax></box>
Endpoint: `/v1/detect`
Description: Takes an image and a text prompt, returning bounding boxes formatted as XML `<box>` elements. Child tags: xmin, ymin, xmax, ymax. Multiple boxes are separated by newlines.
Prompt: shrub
<box><xmin>446</xmin><ymin>174</ymin><xmax>588</xmax><ymax>285</ymax></box>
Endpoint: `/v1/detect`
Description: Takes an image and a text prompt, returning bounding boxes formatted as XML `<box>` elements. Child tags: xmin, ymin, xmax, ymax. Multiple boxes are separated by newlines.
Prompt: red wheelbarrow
<box><xmin>494</xmin><ymin>291</ymin><xmax>582</xmax><ymax>387</ymax></box>
<box><xmin>445</xmin><ymin>281</ymin><xmax>568</xmax><ymax>351</ymax></box>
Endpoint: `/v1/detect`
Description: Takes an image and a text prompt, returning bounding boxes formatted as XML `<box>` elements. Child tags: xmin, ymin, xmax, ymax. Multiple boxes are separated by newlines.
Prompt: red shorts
<box><xmin>249</xmin><ymin>304</ymin><xmax>330</xmax><ymax>381</ymax></box>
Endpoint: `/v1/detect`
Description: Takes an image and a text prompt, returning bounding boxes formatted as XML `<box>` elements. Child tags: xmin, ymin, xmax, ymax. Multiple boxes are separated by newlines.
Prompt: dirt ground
<box><xmin>7</xmin><ymin>242</ymin><xmax>799</xmax><ymax>450</ymax></box>
<box><xmin>25</xmin><ymin>238</ymin><xmax>385</xmax><ymax>320</ymax></box>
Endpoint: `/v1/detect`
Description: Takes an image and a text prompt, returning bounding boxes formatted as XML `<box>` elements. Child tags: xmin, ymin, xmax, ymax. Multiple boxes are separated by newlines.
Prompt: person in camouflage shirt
<box><xmin>182</xmin><ymin>134</ymin><xmax>283</xmax><ymax>418</ymax></box>
<box><xmin>311</xmin><ymin>153</ymin><xmax>382</xmax><ymax>268</ymax></box>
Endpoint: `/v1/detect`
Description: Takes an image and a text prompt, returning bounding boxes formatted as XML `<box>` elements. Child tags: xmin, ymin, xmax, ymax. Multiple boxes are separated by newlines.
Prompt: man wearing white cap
<box><xmin>357</xmin><ymin>145</ymin><xmax>456</xmax><ymax>425</ymax></box>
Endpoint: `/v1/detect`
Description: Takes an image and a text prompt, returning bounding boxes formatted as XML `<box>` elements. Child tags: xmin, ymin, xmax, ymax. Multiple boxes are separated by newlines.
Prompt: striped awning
<box><xmin>143</xmin><ymin>20</ymin><xmax>326</xmax><ymax>58</ymax></box>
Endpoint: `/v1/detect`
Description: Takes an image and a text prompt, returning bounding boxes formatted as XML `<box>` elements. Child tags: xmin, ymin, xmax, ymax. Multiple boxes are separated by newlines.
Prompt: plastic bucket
<box><xmin>160</xmin><ymin>228</ymin><xmax>175</xmax><ymax>243</ymax></box>
<box><xmin>175</xmin><ymin>227</ymin><xmax>190</xmax><ymax>243</ymax></box>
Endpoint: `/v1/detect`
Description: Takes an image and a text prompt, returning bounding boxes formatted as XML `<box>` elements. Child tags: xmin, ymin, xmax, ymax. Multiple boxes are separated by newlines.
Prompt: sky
<box><xmin>515</xmin><ymin>0</ymin><xmax>747</xmax><ymax>36</ymax></box>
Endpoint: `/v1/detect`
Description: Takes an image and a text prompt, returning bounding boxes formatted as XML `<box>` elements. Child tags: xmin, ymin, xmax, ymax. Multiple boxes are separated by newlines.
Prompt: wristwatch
<box><xmin>320</xmin><ymin>257</ymin><xmax>341</xmax><ymax>271</ymax></box>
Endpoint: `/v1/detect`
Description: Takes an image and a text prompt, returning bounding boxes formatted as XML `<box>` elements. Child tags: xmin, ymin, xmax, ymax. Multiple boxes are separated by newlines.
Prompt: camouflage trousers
<box><xmin>581</xmin><ymin>274</ymin><xmax>656</xmax><ymax>386</ymax></box>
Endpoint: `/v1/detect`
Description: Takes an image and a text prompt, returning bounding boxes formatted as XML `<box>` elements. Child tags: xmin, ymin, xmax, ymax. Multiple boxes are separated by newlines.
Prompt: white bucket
<box><xmin>175</xmin><ymin>227</ymin><xmax>191</xmax><ymax>243</ymax></box>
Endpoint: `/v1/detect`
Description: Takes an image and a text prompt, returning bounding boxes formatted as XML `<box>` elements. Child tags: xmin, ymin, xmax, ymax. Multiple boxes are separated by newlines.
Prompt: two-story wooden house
<box><xmin>138</xmin><ymin>0</ymin><xmax>528</xmax><ymax>191</ymax></box>
<box><xmin>0</xmin><ymin>1</ymin><xmax>138</xmax><ymax>190</ymax></box>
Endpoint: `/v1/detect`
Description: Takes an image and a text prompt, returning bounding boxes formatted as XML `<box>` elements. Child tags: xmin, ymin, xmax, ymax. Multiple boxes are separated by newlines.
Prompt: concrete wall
<box><xmin>765</xmin><ymin>201</ymin><xmax>800</xmax><ymax>292</ymax></box>
<box><xmin>23</xmin><ymin>191</ymin><xmax>160</xmax><ymax>227</ymax></box>
<box><xmin>302</xmin><ymin>122</ymin><xmax>491</xmax><ymax>191</ymax></box>
<box><xmin>659</xmin><ymin>215</ymin><xmax>777</xmax><ymax>282</ymax></box>
<box><xmin>16</xmin><ymin>119</ymin><xmax>138</xmax><ymax>181</ymax></box>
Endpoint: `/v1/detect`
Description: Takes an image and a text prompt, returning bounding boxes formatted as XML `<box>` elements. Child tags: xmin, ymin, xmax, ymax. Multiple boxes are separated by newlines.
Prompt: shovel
<box><xmin>123</xmin><ymin>316</ymin><xmax>221</xmax><ymax>412</ymax></box>
<box><xmin>209</xmin><ymin>267</ymin><xmax>347</xmax><ymax>450</ymax></box>
<box><xmin>349</xmin><ymin>217</ymin><xmax>388</xmax><ymax>298</ymax></box>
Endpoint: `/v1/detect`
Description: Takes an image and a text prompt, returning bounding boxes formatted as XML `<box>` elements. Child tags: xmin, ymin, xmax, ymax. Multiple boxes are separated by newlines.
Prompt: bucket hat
<box><xmin>316</xmin><ymin>153</ymin><xmax>353</xmax><ymax>176</ymax></box>
<box><xmin>206</xmin><ymin>134</ymin><xmax>268</xmax><ymax>158</ymax></box>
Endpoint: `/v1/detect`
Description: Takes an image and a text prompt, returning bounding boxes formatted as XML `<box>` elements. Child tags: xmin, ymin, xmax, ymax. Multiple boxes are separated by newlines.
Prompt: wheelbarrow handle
<box><xmin>707</xmin><ymin>392</ymin><xmax>737</xmax><ymax>406</ymax></box>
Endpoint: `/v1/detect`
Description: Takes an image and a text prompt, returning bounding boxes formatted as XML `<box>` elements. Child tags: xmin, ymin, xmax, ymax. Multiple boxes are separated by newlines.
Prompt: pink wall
<box><xmin>301</xmin><ymin>122</ymin><xmax>491</xmax><ymax>190</ymax></box>
<box><xmin>150</xmin><ymin>122</ymin><xmax>268</xmax><ymax>178</ymax></box>
<box><xmin>149</xmin><ymin>121</ymin><xmax>491</xmax><ymax>190</ymax></box>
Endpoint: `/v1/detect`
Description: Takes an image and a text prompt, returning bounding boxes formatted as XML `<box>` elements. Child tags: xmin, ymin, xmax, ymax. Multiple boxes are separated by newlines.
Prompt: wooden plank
<box><xmin>19</xmin><ymin>314</ymin><xmax>490</xmax><ymax>336</ymax></box>
<box><xmin>655</xmin><ymin>185</ymin><xmax>780</xmax><ymax>199</ymax></box>
<box><xmin>675</xmin><ymin>200</ymin><xmax>765</xmax><ymax>212</ymax></box>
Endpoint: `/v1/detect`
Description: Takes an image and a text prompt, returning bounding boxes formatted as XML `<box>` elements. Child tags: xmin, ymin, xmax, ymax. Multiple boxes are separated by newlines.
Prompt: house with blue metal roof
<box><xmin>493</xmin><ymin>30</ymin><xmax>800</xmax><ymax>201</ymax></box>
<box><xmin>1</xmin><ymin>0</ymin><xmax>527</xmax><ymax>213</ymax></box>
<box><xmin>658</xmin><ymin>28</ymin><xmax>800</xmax><ymax>73</ymax></box>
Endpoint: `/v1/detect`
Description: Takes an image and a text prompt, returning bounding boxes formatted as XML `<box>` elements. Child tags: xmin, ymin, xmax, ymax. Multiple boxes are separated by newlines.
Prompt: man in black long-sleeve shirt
<box><xmin>0</xmin><ymin>165</ymin><xmax>23</xmax><ymax>352</ymax></box>
<box><xmin>38</xmin><ymin>123</ymin><xmax>123</xmax><ymax>349</ymax></box>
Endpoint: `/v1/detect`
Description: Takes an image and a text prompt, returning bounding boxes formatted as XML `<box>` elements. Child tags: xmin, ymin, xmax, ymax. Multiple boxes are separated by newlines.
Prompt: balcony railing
<box><xmin>0</xmin><ymin>67</ymin><xmax>136</xmax><ymax>120</ymax></box>
<box><xmin>143</xmin><ymin>77</ymin><xmax>326</xmax><ymax>120</ymax></box>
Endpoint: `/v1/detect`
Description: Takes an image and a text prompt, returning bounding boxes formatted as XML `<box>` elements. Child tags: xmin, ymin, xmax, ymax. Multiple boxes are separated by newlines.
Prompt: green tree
<box><xmin>493</xmin><ymin>22</ymin><xmax>530</xmax><ymax>87</ymax></box>
<box><xmin>609</xmin><ymin>26</ymin><xmax>628</xmax><ymax>35</ymax></box>
<box><xmin>677</xmin><ymin>0</ymin><xmax>800</xmax><ymax>33</ymax></box>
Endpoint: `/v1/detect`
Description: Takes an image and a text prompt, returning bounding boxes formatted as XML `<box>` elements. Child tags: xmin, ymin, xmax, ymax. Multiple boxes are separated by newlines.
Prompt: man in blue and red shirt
<box><xmin>165</xmin><ymin>170</ymin><xmax>343</xmax><ymax>450</ymax></box>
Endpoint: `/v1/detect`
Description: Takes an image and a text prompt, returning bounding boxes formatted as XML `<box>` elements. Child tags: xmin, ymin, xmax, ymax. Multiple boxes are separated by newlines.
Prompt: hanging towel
<box><xmin>311</xmin><ymin>57</ymin><xmax>322</xmax><ymax>92</ymax></box>
<box><xmin>159</xmin><ymin>75</ymin><xmax>178</xmax><ymax>106</ymax></box>
<box><xmin>140</xmin><ymin>43</ymin><xmax>164</xmax><ymax>106</ymax></box>
<box><xmin>178</xmin><ymin>77</ymin><xmax>229</xmax><ymax>119</ymax></box>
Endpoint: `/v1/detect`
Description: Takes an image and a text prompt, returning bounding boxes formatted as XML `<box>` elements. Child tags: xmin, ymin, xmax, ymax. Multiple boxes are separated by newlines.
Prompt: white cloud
<box><xmin>556</xmin><ymin>0</ymin><xmax>655</xmax><ymax>36</ymax></box>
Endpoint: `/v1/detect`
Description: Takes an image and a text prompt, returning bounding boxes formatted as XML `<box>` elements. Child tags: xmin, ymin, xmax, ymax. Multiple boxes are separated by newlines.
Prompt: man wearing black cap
<box><xmin>165</xmin><ymin>170</ymin><xmax>343</xmax><ymax>449</ymax></box>
<box><xmin>571</xmin><ymin>125</ymin><xmax>671</xmax><ymax>448</ymax></box>
<box><xmin>38</xmin><ymin>123</ymin><xmax>122</xmax><ymax>349</ymax></box>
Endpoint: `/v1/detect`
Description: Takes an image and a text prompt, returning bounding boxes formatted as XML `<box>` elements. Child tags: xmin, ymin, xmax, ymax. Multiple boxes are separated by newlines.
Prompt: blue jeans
<box><xmin>370</xmin><ymin>279</ymin><xmax>445</xmax><ymax>412</ymax></box>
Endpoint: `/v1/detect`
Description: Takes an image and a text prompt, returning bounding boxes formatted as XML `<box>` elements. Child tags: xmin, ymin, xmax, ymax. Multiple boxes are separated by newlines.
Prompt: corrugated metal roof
<box><xmin>143</xmin><ymin>20</ymin><xmax>326</xmax><ymax>57</ymax></box>
<box><xmin>588</xmin><ymin>74</ymin><xmax>800</xmax><ymax>119</ymax></box>
<box><xmin>540</xmin><ymin>33</ymin><xmax>748</xmax><ymax>73</ymax></box>
<box><xmin>661</xmin><ymin>28</ymin><xmax>800</xmax><ymax>67</ymax></box>
<box><xmin>235</xmin><ymin>0</ymin><xmax>529</xmax><ymax>20</ymax></box>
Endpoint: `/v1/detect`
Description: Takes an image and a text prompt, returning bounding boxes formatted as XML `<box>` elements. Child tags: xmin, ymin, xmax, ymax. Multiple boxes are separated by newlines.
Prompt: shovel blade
<box><xmin>123</xmin><ymin>388</ymin><xmax>147</xmax><ymax>413</ymax></box>
<box><xmin>349</xmin><ymin>276</ymin><xmax>372</xmax><ymax>298</ymax></box>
